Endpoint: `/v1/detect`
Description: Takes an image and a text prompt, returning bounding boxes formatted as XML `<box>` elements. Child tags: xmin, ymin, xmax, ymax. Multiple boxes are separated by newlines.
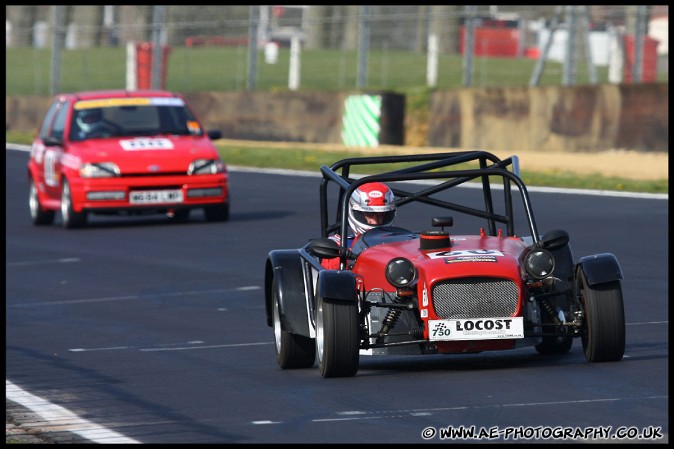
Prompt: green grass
<box><xmin>8</xmin><ymin>46</ymin><xmax>649</xmax><ymax>97</ymax></box>
<box><xmin>6</xmin><ymin>47</ymin><xmax>667</xmax><ymax>195</ymax></box>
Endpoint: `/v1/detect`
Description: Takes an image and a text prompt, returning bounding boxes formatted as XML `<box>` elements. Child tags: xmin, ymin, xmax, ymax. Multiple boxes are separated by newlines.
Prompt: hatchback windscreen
<box><xmin>70</xmin><ymin>97</ymin><xmax>203</xmax><ymax>141</ymax></box>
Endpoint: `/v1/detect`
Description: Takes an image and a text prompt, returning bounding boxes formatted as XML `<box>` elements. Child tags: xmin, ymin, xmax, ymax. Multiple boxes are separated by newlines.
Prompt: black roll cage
<box><xmin>318</xmin><ymin>151</ymin><xmax>540</xmax><ymax>260</ymax></box>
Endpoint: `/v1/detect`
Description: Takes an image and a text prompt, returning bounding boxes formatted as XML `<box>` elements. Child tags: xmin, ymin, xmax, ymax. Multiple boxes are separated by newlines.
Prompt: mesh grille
<box><xmin>432</xmin><ymin>277</ymin><xmax>519</xmax><ymax>319</ymax></box>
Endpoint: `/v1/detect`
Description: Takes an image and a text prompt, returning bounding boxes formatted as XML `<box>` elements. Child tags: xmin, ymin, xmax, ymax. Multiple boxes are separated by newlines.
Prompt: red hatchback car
<box><xmin>28</xmin><ymin>90</ymin><xmax>229</xmax><ymax>228</ymax></box>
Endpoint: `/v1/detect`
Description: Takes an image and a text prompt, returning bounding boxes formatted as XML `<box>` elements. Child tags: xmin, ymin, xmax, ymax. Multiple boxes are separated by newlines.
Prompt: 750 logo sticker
<box><xmin>429</xmin><ymin>317</ymin><xmax>524</xmax><ymax>341</ymax></box>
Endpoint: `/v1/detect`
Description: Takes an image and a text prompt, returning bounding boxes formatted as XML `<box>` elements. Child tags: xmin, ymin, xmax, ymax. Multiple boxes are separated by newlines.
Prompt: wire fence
<box><xmin>5</xmin><ymin>5</ymin><xmax>669</xmax><ymax>96</ymax></box>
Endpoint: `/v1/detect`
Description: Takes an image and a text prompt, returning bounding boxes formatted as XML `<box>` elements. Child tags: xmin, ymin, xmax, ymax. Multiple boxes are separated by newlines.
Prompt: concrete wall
<box><xmin>6</xmin><ymin>83</ymin><xmax>668</xmax><ymax>153</ymax></box>
<box><xmin>428</xmin><ymin>83</ymin><xmax>668</xmax><ymax>153</ymax></box>
<box><xmin>184</xmin><ymin>91</ymin><xmax>345</xmax><ymax>143</ymax></box>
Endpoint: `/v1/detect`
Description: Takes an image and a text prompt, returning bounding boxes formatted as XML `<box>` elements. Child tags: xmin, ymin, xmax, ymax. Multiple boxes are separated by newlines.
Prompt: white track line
<box><xmin>6</xmin><ymin>380</ymin><xmax>141</xmax><ymax>444</ymax></box>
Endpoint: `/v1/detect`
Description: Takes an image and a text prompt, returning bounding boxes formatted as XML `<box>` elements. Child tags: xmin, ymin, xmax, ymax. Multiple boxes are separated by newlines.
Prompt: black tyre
<box><xmin>61</xmin><ymin>180</ymin><xmax>87</xmax><ymax>229</ymax></box>
<box><xmin>315</xmin><ymin>295</ymin><xmax>359</xmax><ymax>378</ymax></box>
<box><xmin>29</xmin><ymin>178</ymin><xmax>55</xmax><ymax>225</ymax></box>
<box><xmin>272</xmin><ymin>277</ymin><xmax>315</xmax><ymax>369</ymax></box>
<box><xmin>578</xmin><ymin>271</ymin><xmax>625</xmax><ymax>362</ymax></box>
<box><xmin>204</xmin><ymin>200</ymin><xmax>229</xmax><ymax>222</ymax></box>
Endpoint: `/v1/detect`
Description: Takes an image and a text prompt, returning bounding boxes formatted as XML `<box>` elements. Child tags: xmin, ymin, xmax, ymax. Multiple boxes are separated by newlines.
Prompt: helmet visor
<box><xmin>352</xmin><ymin>210</ymin><xmax>396</xmax><ymax>227</ymax></box>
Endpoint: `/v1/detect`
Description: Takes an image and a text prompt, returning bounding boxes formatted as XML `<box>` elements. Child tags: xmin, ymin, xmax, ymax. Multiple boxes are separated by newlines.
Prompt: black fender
<box><xmin>316</xmin><ymin>270</ymin><xmax>358</xmax><ymax>304</ymax></box>
<box><xmin>264</xmin><ymin>250</ymin><xmax>311</xmax><ymax>337</ymax></box>
<box><xmin>575</xmin><ymin>253</ymin><xmax>624</xmax><ymax>286</ymax></box>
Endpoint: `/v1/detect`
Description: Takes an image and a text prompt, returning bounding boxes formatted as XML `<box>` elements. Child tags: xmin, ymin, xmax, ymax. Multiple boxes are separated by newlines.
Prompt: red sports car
<box><xmin>264</xmin><ymin>151</ymin><xmax>625</xmax><ymax>377</ymax></box>
<box><xmin>28</xmin><ymin>89</ymin><xmax>229</xmax><ymax>228</ymax></box>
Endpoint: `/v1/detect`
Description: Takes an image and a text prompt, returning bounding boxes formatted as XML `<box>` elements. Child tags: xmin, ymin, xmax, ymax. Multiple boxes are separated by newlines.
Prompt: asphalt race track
<box><xmin>6</xmin><ymin>147</ymin><xmax>669</xmax><ymax>444</ymax></box>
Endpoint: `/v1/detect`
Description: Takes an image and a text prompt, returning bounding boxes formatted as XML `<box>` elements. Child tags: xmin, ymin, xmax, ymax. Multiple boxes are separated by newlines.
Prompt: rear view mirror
<box><xmin>308</xmin><ymin>238</ymin><xmax>356</xmax><ymax>260</ymax></box>
<box><xmin>308</xmin><ymin>238</ymin><xmax>342</xmax><ymax>259</ymax></box>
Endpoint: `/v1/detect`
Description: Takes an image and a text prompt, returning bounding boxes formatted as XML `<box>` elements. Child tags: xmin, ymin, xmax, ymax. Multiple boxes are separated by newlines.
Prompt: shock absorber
<box><xmin>377</xmin><ymin>308</ymin><xmax>402</xmax><ymax>339</ymax></box>
<box><xmin>375</xmin><ymin>292</ymin><xmax>415</xmax><ymax>344</ymax></box>
<box><xmin>540</xmin><ymin>298</ymin><xmax>562</xmax><ymax>325</ymax></box>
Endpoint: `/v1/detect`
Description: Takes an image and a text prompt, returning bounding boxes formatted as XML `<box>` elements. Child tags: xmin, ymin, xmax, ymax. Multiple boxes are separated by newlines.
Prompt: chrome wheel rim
<box><xmin>29</xmin><ymin>182</ymin><xmax>38</xmax><ymax>218</ymax></box>
<box><xmin>61</xmin><ymin>182</ymin><xmax>70</xmax><ymax>223</ymax></box>
<box><xmin>273</xmin><ymin>296</ymin><xmax>282</xmax><ymax>353</ymax></box>
<box><xmin>315</xmin><ymin>299</ymin><xmax>324</xmax><ymax>363</ymax></box>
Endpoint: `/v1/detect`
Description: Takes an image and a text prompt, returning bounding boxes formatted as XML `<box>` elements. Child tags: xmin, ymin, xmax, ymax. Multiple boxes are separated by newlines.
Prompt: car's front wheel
<box><xmin>29</xmin><ymin>178</ymin><xmax>55</xmax><ymax>225</ymax></box>
<box><xmin>315</xmin><ymin>295</ymin><xmax>359</xmax><ymax>378</ymax></box>
<box><xmin>578</xmin><ymin>271</ymin><xmax>625</xmax><ymax>362</ymax></box>
<box><xmin>272</xmin><ymin>277</ymin><xmax>315</xmax><ymax>369</ymax></box>
<box><xmin>61</xmin><ymin>180</ymin><xmax>87</xmax><ymax>229</ymax></box>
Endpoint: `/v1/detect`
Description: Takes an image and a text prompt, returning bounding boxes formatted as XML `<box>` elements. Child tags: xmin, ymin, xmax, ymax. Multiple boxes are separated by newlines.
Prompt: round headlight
<box><xmin>525</xmin><ymin>249</ymin><xmax>555</xmax><ymax>279</ymax></box>
<box><xmin>385</xmin><ymin>257</ymin><xmax>417</xmax><ymax>288</ymax></box>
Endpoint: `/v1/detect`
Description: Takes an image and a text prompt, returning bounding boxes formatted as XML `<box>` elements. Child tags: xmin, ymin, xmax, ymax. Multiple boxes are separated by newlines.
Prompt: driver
<box><xmin>321</xmin><ymin>182</ymin><xmax>396</xmax><ymax>269</ymax></box>
<box><xmin>75</xmin><ymin>108</ymin><xmax>105</xmax><ymax>137</ymax></box>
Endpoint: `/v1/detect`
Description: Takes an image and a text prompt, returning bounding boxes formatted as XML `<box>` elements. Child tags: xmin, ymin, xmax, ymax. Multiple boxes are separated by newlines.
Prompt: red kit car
<box><xmin>28</xmin><ymin>90</ymin><xmax>229</xmax><ymax>228</ymax></box>
<box><xmin>264</xmin><ymin>152</ymin><xmax>625</xmax><ymax>377</ymax></box>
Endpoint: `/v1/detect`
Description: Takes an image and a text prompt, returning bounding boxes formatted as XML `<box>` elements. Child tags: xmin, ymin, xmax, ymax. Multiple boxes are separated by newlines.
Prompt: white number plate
<box><xmin>129</xmin><ymin>190</ymin><xmax>183</xmax><ymax>204</ymax></box>
<box><xmin>428</xmin><ymin>317</ymin><xmax>524</xmax><ymax>341</ymax></box>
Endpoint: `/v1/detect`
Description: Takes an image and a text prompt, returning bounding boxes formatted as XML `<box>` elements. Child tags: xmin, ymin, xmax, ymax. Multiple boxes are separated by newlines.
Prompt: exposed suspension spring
<box><xmin>378</xmin><ymin>308</ymin><xmax>402</xmax><ymax>338</ymax></box>
<box><xmin>540</xmin><ymin>298</ymin><xmax>562</xmax><ymax>325</ymax></box>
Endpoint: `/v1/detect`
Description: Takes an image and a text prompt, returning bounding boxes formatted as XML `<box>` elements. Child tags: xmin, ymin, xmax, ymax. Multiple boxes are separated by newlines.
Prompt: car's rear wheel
<box><xmin>204</xmin><ymin>200</ymin><xmax>229</xmax><ymax>222</ymax></box>
<box><xmin>272</xmin><ymin>277</ymin><xmax>315</xmax><ymax>369</ymax></box>
<box><xmin>315</xmin><ymin>295</ymin><xmax>359</xmax><ymax>378</ymax></box>
<box><xmin>29</xmin><ymin>178</ymin><xmax>55</xmax><ymax>225</ymax></box>
<box><xmin>61</xmin><ymin>180</ymin><xmax>87</xmax><ymax>229</ymax></box>
<box><xmin>578</xmin><ymin>271</ymin><xmax>625</xmax><ymax>362</ymax></box>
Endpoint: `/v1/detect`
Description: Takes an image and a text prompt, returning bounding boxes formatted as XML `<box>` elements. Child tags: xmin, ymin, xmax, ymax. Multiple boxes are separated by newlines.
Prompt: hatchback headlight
<box><xmin>80</xmin><ymin>162</ymin><xmax>120</xmax><ymax>178</ymax></box>
<box><xmin>188</xmin><ymin>159</ymin><xmax>225</xmax><ymax>175</ymax></box>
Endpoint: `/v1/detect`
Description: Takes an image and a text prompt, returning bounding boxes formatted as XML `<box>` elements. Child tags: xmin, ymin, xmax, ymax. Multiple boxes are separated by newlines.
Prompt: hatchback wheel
<box><xmin>29</xmin><ymin>179</ymin><xmax>55</xmax><ymax>225</ymax></box>
<box><xmin>61</xmin><ymin>180</ymin><xmax>87</xmax><ymax>229</ymax></box>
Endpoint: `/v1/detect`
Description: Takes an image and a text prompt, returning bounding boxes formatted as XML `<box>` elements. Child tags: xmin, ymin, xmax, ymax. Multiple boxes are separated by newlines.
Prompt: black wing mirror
<box><xmin>432</xmin><ymin>216</ymin><xmax>454</xmax><ymax>228</ymax></box>
<box><xmin>308</xmin><ymin>238</ymin><xmax>356</xmax><ymax>260</ymax></box>
<box><xmin>207</xmin><ymin>130</ymin><xmax>222</xmax><ymax>140</ymax></box>
<box><xmin>43</xmin><ymin>136</ymin><xmax>63</xmax><ymax>147</ymax></box>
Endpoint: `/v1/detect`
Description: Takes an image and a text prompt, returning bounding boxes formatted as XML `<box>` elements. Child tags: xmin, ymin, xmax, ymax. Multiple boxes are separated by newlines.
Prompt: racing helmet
<box><xmin>348</xmin><ymin>182</ymin><xmax>396</xmax><ymax>235</ymax></box>
<box><xmin>76</xmin><ymin>108</ymin><xmax>104</xmax><ymax>134</ymax></box>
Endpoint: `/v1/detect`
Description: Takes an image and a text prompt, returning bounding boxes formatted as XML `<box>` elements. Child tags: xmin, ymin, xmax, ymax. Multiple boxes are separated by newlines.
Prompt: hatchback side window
<box><xmin>50</xmin><ymin>101</ymin><xmax>70</xmax><ymax>141</ymax></box>
<box><xmin>38</xmin><ymin>100</ymin><xmax>62</xmax><ymax>140</ymax></box>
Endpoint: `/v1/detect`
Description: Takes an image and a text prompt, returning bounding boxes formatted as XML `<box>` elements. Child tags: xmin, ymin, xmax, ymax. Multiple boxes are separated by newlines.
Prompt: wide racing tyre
<box><xmin>578</xmin><ymin>272</ymin><xmax>625</xmax><ymax>362</ymax></box>
<box><xmin>61</xmin><ymin>179</ymin><xmax>87</xmax><ymax>229</ymax></box>
<box><xmin>315</xmin><ymin>295</ymin><xmax>359</xmax><ymax>378</ymax></box>
<box><xmin>272</xmin><ymin>277</ymin><xmax>315</xmax><ymax>369</ymax></box>
<box><xmin>29</xmin><ymin>178</ymin><xmax>55</xmax><ymax>225</ymax></box>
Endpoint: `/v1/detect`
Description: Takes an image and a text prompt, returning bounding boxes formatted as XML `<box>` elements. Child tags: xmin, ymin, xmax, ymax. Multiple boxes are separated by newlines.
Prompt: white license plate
<box><xmin>428</xmin><ymin>317</ymin><xmax>524</xmax><ymax>341</ymax></box>
<box><xmin>129</xmin><ymin>190</ymin><xmax>183</xmax><ymax>204</ymax></box>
